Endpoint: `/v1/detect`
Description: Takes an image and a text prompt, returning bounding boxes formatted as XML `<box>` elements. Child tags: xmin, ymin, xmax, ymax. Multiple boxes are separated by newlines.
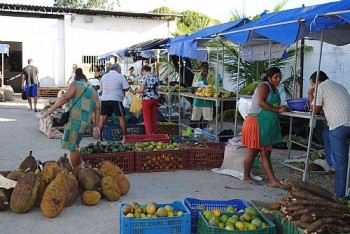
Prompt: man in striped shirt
<box><xmin>308</xmin><ymin>71</ymin><xmax>350</xmax><ymax>197</ymax></box>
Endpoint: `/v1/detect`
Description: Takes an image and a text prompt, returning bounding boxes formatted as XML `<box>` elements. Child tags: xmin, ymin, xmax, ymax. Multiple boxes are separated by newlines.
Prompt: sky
<box><xmin>0</xmin><ymin>0</ymin><xmax>339</xmax><ymax>22</ymax></box>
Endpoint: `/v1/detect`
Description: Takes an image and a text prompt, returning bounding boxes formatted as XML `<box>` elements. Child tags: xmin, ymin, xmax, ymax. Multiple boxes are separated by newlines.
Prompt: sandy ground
<box><xmin>0</xmin><ymin>96</ymin><xmax>334</xmax><ymax>234</ymax></box>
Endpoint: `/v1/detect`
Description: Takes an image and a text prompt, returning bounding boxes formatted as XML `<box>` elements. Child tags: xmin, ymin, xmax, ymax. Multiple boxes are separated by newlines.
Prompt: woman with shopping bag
<box><xmin>132</xmin><ymin>65</ymin><xmax>159</xmax><ymax>134</ymax></box>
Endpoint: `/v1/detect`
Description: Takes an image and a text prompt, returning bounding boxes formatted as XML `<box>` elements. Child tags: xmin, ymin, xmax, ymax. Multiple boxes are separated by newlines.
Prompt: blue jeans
<box><xmin>322</xmin><ymin>125</ymin><xmax>350</xmax><ymax>197</ymax></box>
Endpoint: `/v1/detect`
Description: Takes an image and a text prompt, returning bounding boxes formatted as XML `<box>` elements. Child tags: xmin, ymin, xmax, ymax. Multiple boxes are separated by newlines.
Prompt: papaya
<box><xmin>64</xmin><ymin>173</ymin><xmax>79</xmax><ymax>207</ymax></box>
<box><xmin>40</xmin><ymin>172</ymin><xmax>68</xmax><ymax>218</ymax></box>
<box><xmin>18</xmin><ymin>150</ymin><xmax>37</xmax><ymax>172</ymax></box>
<box><xmin>10</xmin><ymin>171</ymin><xmax>40</xmax><ymax>214</ymax></box>
<box><xmin>101</xmin><ymin>175</ymin><xmax>120</xmax><ymax>201</ymax></box>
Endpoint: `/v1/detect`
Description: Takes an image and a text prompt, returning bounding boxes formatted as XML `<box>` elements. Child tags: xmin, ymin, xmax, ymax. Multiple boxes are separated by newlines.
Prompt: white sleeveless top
<box><xmin>249</xmin><ymin>82</ymin><xmax>272</xmax><ymax>114</ymax></box>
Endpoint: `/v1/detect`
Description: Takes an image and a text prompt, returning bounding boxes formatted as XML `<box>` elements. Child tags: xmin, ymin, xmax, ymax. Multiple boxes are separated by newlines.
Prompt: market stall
<box><xmin>219</xmin><ymin>0</ymin><xmax>350</xmax><ymax>182</ymax></box>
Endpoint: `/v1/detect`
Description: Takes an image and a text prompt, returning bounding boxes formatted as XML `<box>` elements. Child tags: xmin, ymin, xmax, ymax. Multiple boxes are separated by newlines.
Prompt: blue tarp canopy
<box><xmin>98</xmin><ymin>49</ymin><xmax>125</xmax><ymax>60</ymax></box>
<box><xmin>221</xmin><ymin>1</ymin><xmax>350</xmax><ymax>46</ymax></box>
<box><xmin>167</xmin><ymin>19</ymin><xmax>247</xmax><ymax>59</ymax></box>
<box><xmin>98</xmin><ymin>38</ymin><xmax>169</xmax><ymax>61</ymax></box>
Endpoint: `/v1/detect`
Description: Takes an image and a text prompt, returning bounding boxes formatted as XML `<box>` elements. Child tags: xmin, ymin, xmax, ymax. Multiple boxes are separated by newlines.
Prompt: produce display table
<box><xmin>179</xmin><ymin>92</ymin><xmax>237</xmax><ymax>142</ymax></box>
<box><xmin>279</xmin><ymin>111</ymin><xmax>327</xmax><ymax>181</ymax></box>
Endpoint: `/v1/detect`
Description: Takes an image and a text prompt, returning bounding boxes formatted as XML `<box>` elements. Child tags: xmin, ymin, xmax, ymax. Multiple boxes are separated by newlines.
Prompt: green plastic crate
<box><xmin>273</xmin><ymin>211</ymin><xmax>302</xmax><ymax>234</ymax></box>
<box><xmin>197</xmin><ymin>212</ymin><xmax>275</xmax><ymax>234</ymax></box>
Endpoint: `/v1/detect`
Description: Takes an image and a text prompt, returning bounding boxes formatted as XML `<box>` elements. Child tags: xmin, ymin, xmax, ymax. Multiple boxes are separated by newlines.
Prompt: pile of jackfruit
<box><xmin>0</xmin><ymin>151</ymin><xmax>130</xmax><ymax>218</ymax></box>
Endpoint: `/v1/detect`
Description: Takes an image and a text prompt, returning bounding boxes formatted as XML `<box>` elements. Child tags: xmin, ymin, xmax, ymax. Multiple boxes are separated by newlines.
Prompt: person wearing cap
<box><xmin>99</xmin><ymin>63</ymin><xmax>130</xmax><ymax>137</ymax></box>
<box><xmin>191</xmin><ymin>61</ymin><xmax>215</xmax><ymax>128</ymax></box>
<box><xmin>89</xmin><ymin>78</ymin><xmax>101</xmax><ymax>95</ymax></box>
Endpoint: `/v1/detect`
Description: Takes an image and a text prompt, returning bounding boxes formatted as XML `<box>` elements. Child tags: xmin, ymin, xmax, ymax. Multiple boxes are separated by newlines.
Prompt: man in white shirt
<box><xmin>99</xmin><ymin>63</ymin><xmax>130</xmax><ymax>136</ymax></box>
<box><xmin>308</xmin><ymin>70</ymin><xmax>350</xmax><ymax>197</ymax></box>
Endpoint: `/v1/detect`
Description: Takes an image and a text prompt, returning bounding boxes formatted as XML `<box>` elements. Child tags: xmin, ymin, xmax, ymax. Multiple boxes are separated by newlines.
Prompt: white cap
<box><xmin>89</xmin><ymin>79</ymin><xmax>100</xmax><ymax>86</ymax></box>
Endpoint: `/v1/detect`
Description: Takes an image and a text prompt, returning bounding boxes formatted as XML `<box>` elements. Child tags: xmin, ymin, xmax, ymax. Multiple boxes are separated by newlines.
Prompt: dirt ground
<box><xmin>0</xmin><ymin>96</ymin><xmax>335</xmax><ymax>234</ymax></box>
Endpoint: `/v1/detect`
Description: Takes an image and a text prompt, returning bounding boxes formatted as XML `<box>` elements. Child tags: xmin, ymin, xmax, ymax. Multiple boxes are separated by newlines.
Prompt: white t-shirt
<box><xmin>315</xmin><ymin>79</ymin><xmax>350</xmax><ymax>130</ymax></box>
<box><xmin>100</xmin><ymin>70</ymin><xmax>130</xmax><ymax>102</ymax></box>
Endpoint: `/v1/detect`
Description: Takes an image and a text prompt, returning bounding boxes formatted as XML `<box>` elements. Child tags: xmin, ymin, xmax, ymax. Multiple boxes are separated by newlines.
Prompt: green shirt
<box><xmin>192</xmin><ymin>72</ymin><xmax>215</xmax><ymax>107</ymax></box>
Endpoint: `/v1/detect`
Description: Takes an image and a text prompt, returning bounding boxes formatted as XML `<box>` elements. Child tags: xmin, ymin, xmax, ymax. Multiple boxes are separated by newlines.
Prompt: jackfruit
<box><xmin>81</xmin><ymin>191</ymin><xmax>101</xmax><ymax>206</ymax></box>
<box><xmin>18</xmin><ymin>151</ymin><xmax>37</xmax><ymax>172</ymax></box>
<box><xmin>6</xmin><ymin>169</ymin><xmax>25</xmax><ymax>181</ymax></box>
<box><xmin>41</xmin><ymin>161</ymin><xmax>59</xmax><ymax>183</ymax></box>
<box><xmin>57</xmin><ymin>153</ymin><xmax>72</xmax><ymax>172</ymax></box>
<box><xmin>97</xmin><ymin>161</ymin><xmax>123</xmax><ymax>179</ymax></box>
<box><xmin>78</xmin><ymin>167</ymin><xmax>101</xmax><ymax>191</ymax></box>
<box><xmin>0</xmin><ymin>189</ymin><xmax>9</xmax><ymax>210</ymax></box>
<box><xmin>40</xmin><ymin>172</ymin><xmax>68</xmax><ymax>218</ymax></box>
<box><xmin>116</xmin><ymin>173</ymin><xmax>130</xmax><ymax>195</ymax></box>
<box><xmin>34</xmin><ymin>174</ymin><xmax>49</xmax><ymax>207</ymax></box>
<box><xmin>101</xmin><ymin>175</ymin><xmax>120</xmax><ymax>201</ymax></box>
<box><xmin>64</xmin><ymin>173</ymin><xmax>79</xmax><ymax>207</ymax></box>
<box><xmin>10</xmin><ymin>171</ymin><xmax>40</xmax><ymax>214</ymax></box>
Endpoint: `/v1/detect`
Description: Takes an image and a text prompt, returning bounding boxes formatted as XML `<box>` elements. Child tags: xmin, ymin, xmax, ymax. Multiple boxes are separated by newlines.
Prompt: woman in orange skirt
<box><xmin>242</xmin><ymin>67</ymin><xmax>288</xmax><ymax>187</ymax></box>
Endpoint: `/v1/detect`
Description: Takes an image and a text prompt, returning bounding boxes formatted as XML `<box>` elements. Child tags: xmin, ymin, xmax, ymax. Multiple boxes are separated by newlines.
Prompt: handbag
<box><xmin>21</xmin><ymin>89</ymin><xmax>27</xmax><ymax>100</ymax></box>
<box><xmin>58</xmin><ymin>85</ymin><xmax>88</xmax><ymax>125</ymax></box>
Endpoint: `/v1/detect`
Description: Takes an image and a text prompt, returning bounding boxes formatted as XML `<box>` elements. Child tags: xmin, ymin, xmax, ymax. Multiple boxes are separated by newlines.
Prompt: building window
<box><xmin>81</xmin><ymin>55</ymin><xmax>106</xmax><ymax>78</ymax></box>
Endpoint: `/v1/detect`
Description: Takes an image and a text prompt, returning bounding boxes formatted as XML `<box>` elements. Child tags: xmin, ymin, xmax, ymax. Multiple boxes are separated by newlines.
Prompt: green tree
<box><xmin>174</xmin><ymin>10</ymin><xmax>220</xmax><ymax>36</ymax></box>
<box><xmin>152</xmin><ymin>6</ymin><xmax>178</xmax><ymax>14</ymax></box>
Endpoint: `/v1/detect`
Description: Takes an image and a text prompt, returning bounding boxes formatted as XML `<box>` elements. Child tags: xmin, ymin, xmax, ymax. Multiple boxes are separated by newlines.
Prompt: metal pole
<box><xmin>268</xmin><ymin>41</ymin><xmax>272</xmax><ymax>67</ymax></box>
<box><xmin>234</xmin><ymin>45</ymin><xmax>241</xmax><ymax>137</ymax></box>
<box><xmin>302</xmin><ymin>30</ymin><xmax>324</xmax><ymax>182</ymax></box>
<box><xmin>167</xmin><ymin>52</ymin><xmax>171</xmax><ymax>122</ymax></box>
<box><xmin>300</xmin><ymin>38</ymin><xmax>305</xmax><ymax>98</ymax></box>
<box><xmin>178</xmin><ymin>56</ymin><xmax>181</xmax><ymax>133</ymax></box>
<box><xmin>292</xmin><ymin>41</ymin><xmax>299</xmax><ymax>98</ymax></box>
<box><xmin>215</xmin><ymin>40</ymin><xmax>220</xmax><ymax>142</ymax></box>
<box><xmin>1</xmin><ymin>53</ymin><xmax>4</xmax><ymax>87</ymax></box>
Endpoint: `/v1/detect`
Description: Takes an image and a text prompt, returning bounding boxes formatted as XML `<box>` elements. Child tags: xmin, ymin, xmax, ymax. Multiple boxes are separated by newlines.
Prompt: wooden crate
<box><xmin>39</xmin><ymin>87</ymin><xmax>67</xmax><ymax>97</ymax></box>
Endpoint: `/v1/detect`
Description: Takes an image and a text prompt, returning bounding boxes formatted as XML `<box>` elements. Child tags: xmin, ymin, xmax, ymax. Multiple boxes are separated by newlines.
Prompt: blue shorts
<box><xmin>25</xmin><ymin>84</ymin><xmax>38</xmax><ymax>97</ymax></box>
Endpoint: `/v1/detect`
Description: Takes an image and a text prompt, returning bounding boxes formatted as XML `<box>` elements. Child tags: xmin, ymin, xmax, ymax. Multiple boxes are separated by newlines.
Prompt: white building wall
<box><xmin>303</xmin><ymin>40</ymin><xmax>350</xmax><ymax>96</ymax></box>
<box><xmin>0</xmin><ymin>14</ymin><xmax>175</xmax><ymax>87</ymax></box>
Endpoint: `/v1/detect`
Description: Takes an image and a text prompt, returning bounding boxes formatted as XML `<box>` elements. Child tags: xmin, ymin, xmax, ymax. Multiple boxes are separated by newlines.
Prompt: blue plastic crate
<box><xmin>184</xmin><ymin>197</ymin><xmax>249</xmax><ymax>234</ymax></box>
<box><xmin>102</xmin><ymin>124</ymin><xmax>144</xmax><ymax>141</ymax></box>
<box><xmin>119</xmin><ymin>201</ymin><xmax>191</xmax><ymax>234</ymax></box>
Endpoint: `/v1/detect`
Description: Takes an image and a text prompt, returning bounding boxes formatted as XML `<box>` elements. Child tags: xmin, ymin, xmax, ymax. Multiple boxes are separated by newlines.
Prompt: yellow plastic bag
<box><xmin>130</xmin><ymin>94</ymin><xmax>142</xmax><ymax>114</ymax></box>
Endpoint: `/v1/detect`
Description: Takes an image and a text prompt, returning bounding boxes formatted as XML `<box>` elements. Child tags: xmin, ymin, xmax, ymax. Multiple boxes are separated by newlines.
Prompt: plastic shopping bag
<box><xmin>130</xmin><ymin>94</ymin><xmax>142</xmax><ymax>114</ymax></box>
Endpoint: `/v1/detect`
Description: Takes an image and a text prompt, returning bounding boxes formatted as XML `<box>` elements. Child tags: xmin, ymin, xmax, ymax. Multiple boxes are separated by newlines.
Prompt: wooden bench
<box><xmin>39</xmin><ymin>87</ymin><xmax>67</xmax><ymax>97</ymax></box>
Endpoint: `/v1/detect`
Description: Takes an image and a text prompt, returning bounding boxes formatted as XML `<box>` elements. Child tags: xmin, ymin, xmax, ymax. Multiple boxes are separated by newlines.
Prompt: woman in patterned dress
<box><xmin>132</xmin><ymin>65</ymin><xmax>159</xmax><ymax>134</ymax></box>
<box><xmin>45</xmin><ymin>68</ymin><xmax>101</xmax><ymax>167</ymax></box>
